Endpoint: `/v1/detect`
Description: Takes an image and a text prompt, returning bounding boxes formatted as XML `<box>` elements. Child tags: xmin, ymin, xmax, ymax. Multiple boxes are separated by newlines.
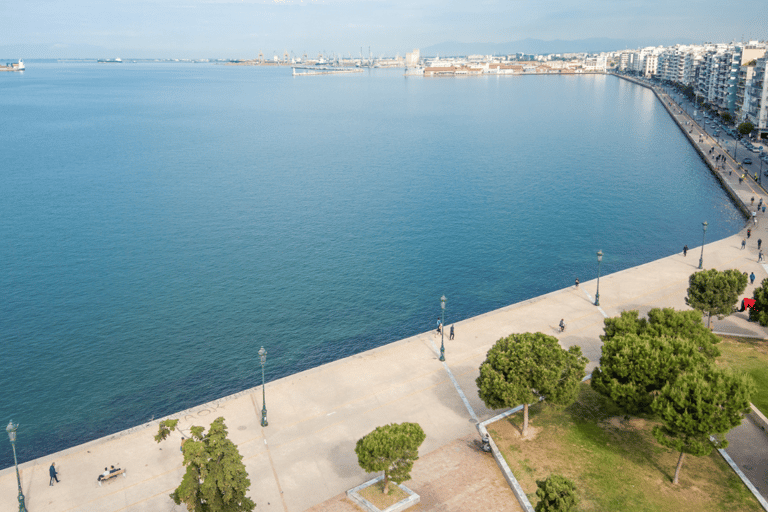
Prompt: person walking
<box><xmin>559</xmin><ymin>319</ymin><xmax>565</xmax><ymax>333</ymax></box>
<box><xmin>449</xmin><ymin>324</ymin><xmax>454</xmax><ymax>340</ymax></box>
<box><xmin>748</xmin><ymin>229</ymin><xmax>752</xmax><ymax>239</ymax></box>
<box><xmin>683</xmin><ymin>245</ymin><xmax>688</xmax><ymax>256</ymax></box>
<box><xmin>754</xmin><ymin>211</ymin><xmax>758</xmax><ymax>225</ymax></box>
<box><xmin>575</xmin><ymin>278</ymin><xmax>580</xmax><ymax>288</ymax></box>
<box><xmin>750</xmin><ymin>272</ymin><xmax>756</xmax><ymax>285</ymax></box>
<box><xmin>742</xmin><ymin>239</ymin><xmax>747</xmax><ymax>249</ymax></box>
<box><xmin>49</xmin><ymin>462</ymin><xmax>59</xmax><ymax>486</ymax></box>
<box><xmin>759</xmin><ymin>239</ymin><xmax>763</xmax><ymax>250</ymax></box>
<box><xmin>759</xmin><ymin>251</ymin><xmax>764</xmax><ymax>263</ymax></box>
<box><xmin>436</xmin><ymin>317</ymin><xmax>441</xmax><ymax>335</ymax></box>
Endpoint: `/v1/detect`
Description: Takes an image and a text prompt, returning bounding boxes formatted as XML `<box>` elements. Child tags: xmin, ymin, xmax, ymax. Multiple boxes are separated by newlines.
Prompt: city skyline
<box><xmin>1</xmin><ymin>0</ymin><xmax>766</xmax><ymax>59</ymax></box>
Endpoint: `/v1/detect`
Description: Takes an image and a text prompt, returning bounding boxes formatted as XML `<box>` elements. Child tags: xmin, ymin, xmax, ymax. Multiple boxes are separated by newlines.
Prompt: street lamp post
<box><xmin>698</xmin><ymin>221</ymin><xmax>708</xmax><ymax>269</ymax></box>
<box><xmin>258</xmin><ymin>347</ymin><xmax>268</xmax><ymax>427</ymax></box>
<box><xmin>439</xmin><ymin>295</ymin><xmax>446</xmax><ymax>362</ymax></box>
<box><xmin>6</xmin><ymin>420</ymin><xmax>28</xmax><ymax>512</ymax></box>
<box><xmin>595</xmin><ymin>251</ymin><xmax>603</xmax><ymax>306</ymax></box>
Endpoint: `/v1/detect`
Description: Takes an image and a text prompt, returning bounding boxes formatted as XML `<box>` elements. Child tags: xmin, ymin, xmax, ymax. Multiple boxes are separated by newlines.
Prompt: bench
<box><xmin>98</xmin><ymin>469</ymin><xmax>126</xmax><ymax>486</ymax></box>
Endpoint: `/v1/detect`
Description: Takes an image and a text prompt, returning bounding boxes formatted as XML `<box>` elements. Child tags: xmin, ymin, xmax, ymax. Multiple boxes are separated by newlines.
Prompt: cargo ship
<box><xmin>0</xmin><ymin>59</ymin><xmax>24</xmax><ymax>71</ymax></box>
<box><xmin>97</xmin><ymin>58</ymin><xmax>123</xmax><ymax>63</ymax></box>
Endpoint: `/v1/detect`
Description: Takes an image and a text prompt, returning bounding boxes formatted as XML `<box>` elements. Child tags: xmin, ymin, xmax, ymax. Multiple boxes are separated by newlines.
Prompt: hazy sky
<box><xmin>2</xmin><ymin>0</ymin><xmax>767</xmax><ymax>58</ymax></box>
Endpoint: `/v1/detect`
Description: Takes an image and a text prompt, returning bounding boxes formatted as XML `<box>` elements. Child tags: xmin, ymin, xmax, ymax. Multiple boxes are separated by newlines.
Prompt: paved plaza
<box><xmin>2</xmin><ymin>76</ymin><xmax>768</xmax><ymax>512</ymax></box>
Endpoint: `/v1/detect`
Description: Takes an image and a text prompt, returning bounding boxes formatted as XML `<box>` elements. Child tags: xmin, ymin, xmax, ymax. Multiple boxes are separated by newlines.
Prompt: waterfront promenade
<box><xmin>3</xmin><ymin>79</ymin><xmax>768</xmax><ymax>512</ymax></box>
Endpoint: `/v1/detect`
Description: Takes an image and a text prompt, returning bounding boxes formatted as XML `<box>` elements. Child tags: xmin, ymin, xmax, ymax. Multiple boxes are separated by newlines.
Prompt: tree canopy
<box><xmin>355</xmin><ymin>422</ymin><xmax>426</xmax><ymax>495</ymax></box>
<box><xmin>476</xmin><ymin>332</ymin><xmax>587</xmax><ymax>436</ymax></box>
<box><xmin>591</xmin><ymin>333</ymin><xmax>710</xmax><ymax>415</ymax></box>
<box><xmin>535</xmin><ymin>474</ymin><xmax>578</xmax><ymax>512</ymax></box>
<box><xmin>600</xmin><ymin>308</ymin><xmax>720</xmax><ymax>359</ymax></box>
<box><xmin>749</xmin><ymin>278</ymin><xmax>768</xmax><ymax>326</ymax></box>
<box><xmin>155</xmin><ymin>419</ymin><xmax>180</xmax><ymax>443</ymax></box>
<box><xmin>738</xmin><ymin>121</ymin><xmax>755</xmax><ymax>136</ymax></box>
<box><xmin>156</xmin><ymin>417</ymin><xmax>255</xmax><ymax>512</ymax></box>
<box><xmin>652</xmin><ymin>369</ymin><xmax>753</xmax><ymax>484</ymax></box>
<box><xmin>686</xmin><ymin>269</ymin><xmax>747</xmax><ymax>327</ymax></box>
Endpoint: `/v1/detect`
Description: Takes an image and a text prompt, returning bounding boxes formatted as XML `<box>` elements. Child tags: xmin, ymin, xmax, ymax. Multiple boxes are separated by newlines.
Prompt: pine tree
<box><xmin>476</xmin><ymin>332</ymin><xmax>587</xmax><ymax>436</ymax></box>
<box><xmin>651</xmin><ymin>369</ymin><xmax>754</xmax><ymax>484</ymax></box>
<box><xmin>355</xmin><ymin>422</ymin><xmax>426</xmax><ymax>495</ymax></box>
<box><xmin>601</xmin><ymin>308</ymin><xmax>720</xmax><ymax>359</ymax></box>
<box><xmin>749</xmin><ymin>278</ymin><xmax>768</xmax><ymax>325</ymax></box>
<box><xmin>155</xmin><ymin>419</ymin><xmax>180</xmax><ymax>442</ymax></box>
<box><xmin>535</xmin><ymin>474</ymin><xmax>578</xmax><ymax>512</ymax></box>
<box><xmin>591</xmin><ymin>333</ymin><xmax>709</xmax><ymax>415</ymax></box>
<box><xmin>156</xmin><ymin>417</ymin><xmax>255</xmax><ymax>512</ymax></box>
<box><xmin>685</xmin><ymin>269</ymin><xmax>747</xmax><ymax>328</ymax></box>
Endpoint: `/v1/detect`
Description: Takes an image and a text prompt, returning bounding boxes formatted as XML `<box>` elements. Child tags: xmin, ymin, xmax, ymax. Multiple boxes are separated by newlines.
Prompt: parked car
<box><xmin>743</xmin><ymin>158</ymin><xmax>753</xmax><ymax>165</ymax></box>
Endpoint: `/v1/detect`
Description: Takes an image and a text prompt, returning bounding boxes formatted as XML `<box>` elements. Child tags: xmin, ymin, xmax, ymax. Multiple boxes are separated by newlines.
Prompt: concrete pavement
<box><xmin>3</xmin><ymin>75</ymin><xmax>768</xmax><ymax>512</ymax></box>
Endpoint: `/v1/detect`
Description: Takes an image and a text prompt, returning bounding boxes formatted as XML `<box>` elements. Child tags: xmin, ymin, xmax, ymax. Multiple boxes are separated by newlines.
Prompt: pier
<box><xmin>292</xmin><ymin>66</ymin><xmax>364</xmax><ymax>76</ymax></box>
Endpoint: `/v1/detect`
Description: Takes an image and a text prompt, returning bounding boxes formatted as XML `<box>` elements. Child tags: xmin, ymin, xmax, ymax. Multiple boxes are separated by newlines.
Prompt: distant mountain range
<box><xmin>1</xmin><ymin>37</ymin><xmax>705</xmax><ymax>61</ymax></box>
<box><xmin>421</xmin><ymin>37</ymin><xmax>700</xmax><ymax>56</ymax></box>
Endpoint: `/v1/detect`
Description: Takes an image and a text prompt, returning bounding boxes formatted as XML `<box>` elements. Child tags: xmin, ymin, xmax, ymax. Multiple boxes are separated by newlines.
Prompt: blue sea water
<box><xmin>0</xmin><ymin>64</ymin><xmax>743</xmax><ymax>467</ymax></box>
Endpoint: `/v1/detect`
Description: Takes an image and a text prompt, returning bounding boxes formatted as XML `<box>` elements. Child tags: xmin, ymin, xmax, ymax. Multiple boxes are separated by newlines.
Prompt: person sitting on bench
<box><xmin>109</xmin><ymin>465</ymin><xmax>120</xmax><ymax>473</ymax></box>
<box><xmin>98</xmin><ymin>467</ymin><xmax>110</xmax><ymax>481</ymax></box>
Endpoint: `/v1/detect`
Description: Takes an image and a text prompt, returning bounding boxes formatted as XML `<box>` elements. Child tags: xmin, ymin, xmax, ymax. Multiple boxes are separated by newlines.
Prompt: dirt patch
<box><xmin>600</xmin><ymin>416</ymin><xmax>648</xmax><ymax>431</ymax></box>
<box><xmin>358</xmin><ymin>481</ymin><xmax>409</xmax><ymax>509</ymax></box>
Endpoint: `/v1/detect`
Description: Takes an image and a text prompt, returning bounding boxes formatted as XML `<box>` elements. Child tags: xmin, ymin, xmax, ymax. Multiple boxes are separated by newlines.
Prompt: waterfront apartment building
<box><xmin>745</xmin><ymin>57</ymin><xmax>768</xmax><ymax>136</ymax></box>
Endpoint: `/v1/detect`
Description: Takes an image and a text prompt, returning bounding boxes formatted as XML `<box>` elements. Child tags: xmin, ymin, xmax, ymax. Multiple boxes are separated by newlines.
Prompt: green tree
<box><xmin>721</xmin><ymin>112</ymin><xmax>733</xmax><ymax>124</ymax></box>
<box><xmin>355</xmin><ymin>422</ymin><xmax>426</xmax><ymax>495</ymax></box>
<box><xmin>156</xmin><ymin>417</ymin><xmax>255</xmax><ymax>512</ymax></box>
<box><xmin>652</xmin><ymin>369</ymin><xmax>753</xmax><ymax>484</ymax></box>
<box><xmin>750</xmin><ymin>278</ymin><xmax>768</xmax><ymax>325</ymax></box>
<box><xmin>591</xmin><ymin>333</ymin><xmax>710</xmax><ymax>414</ymax></box>
<box><xmin>535</xmin><ymin>474</ymin><xmax>578</xmax><ymax>512</ymax></box>
<box><xmin>476</xmin><ymin>332</ymin><xmax>587</xmax><ymax>436</ymax></box>
<box><xmin>600</xmin><ymin>308</ymin><xmax>720</xmax><ymax>359</ymax></box>
<box><xmin>685</xmin><ymin>269</ymin><xmax>747</xmax><ymax>327</ymax></box>
<box><xmin>155</xmin><ymin>419</ymin><xmax>180</xmax><ymax>442</ymax></box>
<box><xmin>739</xmin><ymin>121</ymin><xmax>755</xmax><ymax>136</ymax></box>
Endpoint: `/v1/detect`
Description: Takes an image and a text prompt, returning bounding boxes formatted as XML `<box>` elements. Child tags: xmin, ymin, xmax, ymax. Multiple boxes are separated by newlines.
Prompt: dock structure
<box><xmin>292</xmin><ymin>66</ymin><xmax>363</xmax><ymax>76</ymax></box>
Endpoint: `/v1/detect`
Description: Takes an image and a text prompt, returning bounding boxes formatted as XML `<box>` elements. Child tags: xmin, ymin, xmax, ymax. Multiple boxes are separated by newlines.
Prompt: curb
<box><xmin>346</xmin><ymin>476</ymin><xmax>419</xmax><ymax>512</ymax></box>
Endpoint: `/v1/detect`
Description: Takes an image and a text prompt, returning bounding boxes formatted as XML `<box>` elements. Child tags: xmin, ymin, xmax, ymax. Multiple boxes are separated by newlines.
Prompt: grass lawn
<box><xmin>716</xmin><ymin>335</ymin><xmax>768</xmax><ymax>415</ymax></box>
<box><xmin>489</xmin><ymin>383</ymin><xmax>762</xmax><ymax>512</ymax></box>
<box><xmin>357</xmin><ymin>480</ymin><xmax>409</xmax><ymax>510</ymax></box>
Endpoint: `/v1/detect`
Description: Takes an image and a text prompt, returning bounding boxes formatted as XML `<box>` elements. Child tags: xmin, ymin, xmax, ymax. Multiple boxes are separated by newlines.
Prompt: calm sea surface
<box><xmin>0</xmin><ymin>64</ymin><xmax>743</xmax><ymax>466</ymax></box>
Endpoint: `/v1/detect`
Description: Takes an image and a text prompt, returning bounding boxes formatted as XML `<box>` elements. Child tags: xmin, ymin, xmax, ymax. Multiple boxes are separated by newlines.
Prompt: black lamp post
<box><xmin>698</xmin><ymin>221</ymin><xmax>708</xmax><ymax>269</ymax></box>
<box><xmin>6</xmin><ymin>420</ymin><xmax>28</xmax><ymax>512</ymax></box>
<box><xmin>439</xmin><ymin>295</ymin><xmax>446</xmax><ymax>362</ymax></box>
<box><xmin>595</xmin><ymin>250</ymin><xmax>603</xmax><ymax>306</ymax></box>
<box><xmin>258</xmin><ymin>347</ymin><xmax>268</xmax><ymax>427</ymax></box>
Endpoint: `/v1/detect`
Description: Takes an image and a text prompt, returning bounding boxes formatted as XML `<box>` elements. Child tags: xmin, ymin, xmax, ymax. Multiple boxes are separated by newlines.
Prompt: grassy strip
<box><xmin>489</xmin><ymin>383</ymin><xmax>761</xmax><ymax>512</ymax></box>
<box><xmin>716</xmin><ymin>335</ymin><xmax>768</xmax><ymax>415</ymax></box>
<box><xmin>357</xmin><ymin>480</ymin><xmax>409</xmax><ymax>510</ymax></box>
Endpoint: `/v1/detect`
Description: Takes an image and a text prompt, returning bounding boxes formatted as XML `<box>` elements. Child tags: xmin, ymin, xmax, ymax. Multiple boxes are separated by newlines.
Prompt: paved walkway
<box><xmin>2</xmin><ymin>76</ymin><xmax>768</xmax><ymax>512</ymax></box>
<box><xmin>305</xmin><ymin>435</ymin><xmax>520</xmax><ymax>512</ymax></box>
